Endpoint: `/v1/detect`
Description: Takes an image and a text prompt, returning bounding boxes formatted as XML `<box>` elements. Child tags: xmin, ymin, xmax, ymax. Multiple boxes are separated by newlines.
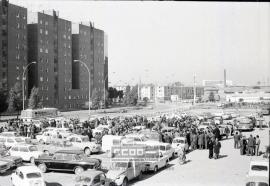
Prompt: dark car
<box><xmin>0</xmin><ymin>144</ymin><xmax>23</xmax><ymax>168</ymax></box>
<box><xmin>34</xmin><ymin>150</ymin><xmax>101</xmax><ymax>175</ymax></box>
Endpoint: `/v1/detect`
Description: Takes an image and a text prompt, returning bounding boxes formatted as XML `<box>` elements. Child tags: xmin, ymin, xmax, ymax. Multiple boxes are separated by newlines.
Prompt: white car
<box><xmin>172</xmin><ymin>137</ymin><xmax>189</xmax><ymax>155</ymax></box>
<box><xmin>144</xmin><ymin>153</ymin><xmax>169</xmax><ymax>173</ymax></box>
<box><xmin>247</xmin><ymin>158</ymin><xmax>269</xmax><ymax>178</ymax></box>
<box><xmin>92</xmin><ymin>125</ymin><xmax>110</xmax><ymax>137</ymax></box>
<box><xmin>36</xmin><ymin>127</ymin><xmax>72</xmax><ymax>144</ymax></box>
<box><xmin>66</xmin><ymin>135</ymin><xmax>101</xmax><ymax>155</ymax></box>
<box><xmin>11</xmin><ymin>166</ymin><xmax>46</xmax><ymax>186</ymax></box>
<box><xmin>146</xmin><ymin>141</ymin><xmax>175</xmax><ymax>159</ymax></box>
<box><xmin>9</xmin><ymin>144</ymin><xmax>43</xmax><ymax>163</ymax></box>
<box><xmin>0</xmin><ymin>136</ymin><xmax>25</xmax><ymax>148</ymax></box>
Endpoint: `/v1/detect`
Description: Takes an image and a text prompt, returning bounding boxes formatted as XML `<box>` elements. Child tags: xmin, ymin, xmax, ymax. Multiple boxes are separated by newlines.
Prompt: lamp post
<box><xmin>22</xmin><ymin>61</ymin><xmax>36</xmax><ymax>110</ymax></box>
<box><xmin>74</xmin><ymin>60</ymin><xmax>91</xmax><ymax>117</ymax></box>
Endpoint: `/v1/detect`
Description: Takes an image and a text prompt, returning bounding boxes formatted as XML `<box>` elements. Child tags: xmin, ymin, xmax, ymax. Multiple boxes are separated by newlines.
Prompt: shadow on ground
<box><xmin>45</xmin><ymin>182</ymin><xmax>62</xmax><ymax>186</ymax></box>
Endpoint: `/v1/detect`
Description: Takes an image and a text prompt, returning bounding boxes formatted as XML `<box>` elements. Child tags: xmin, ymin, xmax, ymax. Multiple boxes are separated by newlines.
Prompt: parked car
<box><xmin>146</xmin><ymin>141</ymin><xmax>175</xmax><ymax>159</ymax></box>
<box><xmin>0</xmin><ymin>144</ymin><xmax>22</xmax><ymax>168</ymax></box>
<box><xmin>246</xmin><ymin>158</ymin><xmax>269</xmax><ymax>178</ymax></box>
<box><xmin>0</xmin><ymin>136</ymin><xmax>25</xmax><ymax>149</ymax></box>
<box><xmin>34</xmin><ymin>150</ymin><xmax>101</xmax><ymax>174</ymax></box>
<box><xmin>237</xmin><ymin>117</ymin><xmax>254</xmax><ymax>132</ymax></box>
<box><xmin>36</xmin><ymin>127</ymin><xmax>72</xmax><ymax>144</ymax></box>
<box><xmin>9</xmin><ymin>144</ymin><xmax>43</xmax><ymax>163</ymax></box>
<box><xmin>67</xmin><ymin>135</ymin><xmax>101</xmax><ymax>155</ymax></box>
<box><xmin>172</xmin><ymin>137</ymin><xmax>189</xmax><ymax>155</ymax></box>
<box><xmin>0</xmin><ymin>160</ymin><xmax>10</xmax><ymax>173</ymax></box>
<box><xmin>144</xmin><ymin>151</ymin><xmax>169</xmax><ymax>173</ymax></box>
<box><xmin>75</xmin><ymin>170</ymin><xmax>115</xmax><ymax>186</ymax></box>
<box><xmin>11</xmin><ymin>166</ymin><xmax>46</xmax><ymax>186</ymax></box>
<box><xmin>0</xmin><ymin>132</ymin><xmax>30</xmax><ymax>143</ymax></box>
<box><xmin>38</xmin><ymin>139</ymin><xmax>81</xmax><ymax>155</ymax></box>
<box><xmin>245</xmin><ymin>176</ymin><xmax>269</xmax><ymax>186</ymax></box>
<box><xmin>92</xmin><ymin>125</ymin><xmax>110</xmax><ymax>137</ymax></box>
<box><xmin>106</xmin><ymin>159</ymin><xmax>144</xmax><ymax>186</ymax></box>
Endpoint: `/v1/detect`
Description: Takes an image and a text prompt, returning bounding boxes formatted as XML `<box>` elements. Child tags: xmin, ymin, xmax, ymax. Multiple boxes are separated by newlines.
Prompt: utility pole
<box><xmin>193</xmin><ymin>74</ymin><xmax>196</xmax><ymax>105</ymax></box>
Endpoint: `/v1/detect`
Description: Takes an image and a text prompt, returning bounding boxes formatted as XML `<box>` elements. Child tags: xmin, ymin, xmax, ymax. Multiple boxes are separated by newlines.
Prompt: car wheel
<box><xmin>74</xmin><ymin>166</ymin><xmax>84</xmax><ymax>175</ymax></box>
<box><xmin>153</xmin><ymin>166</ymin><xmax>158</xmax><ymax>173</ymax></box>
<box><xmin>165</xmin><ymin>160</ymin><xmax>169</xmax><ymax>167</ymax></box>
<box><xmin>122</xmin><ymin>177</ymin><xmax>128</xmax><ymax>186</ymax></box>
<box><xmin>84</xmin><ymin>147</ymin><xmax>91</xmax><ymax>156</ymax></box>
<box><xmin>30</xmin><ymin>157</ymin><xmax>35</xmax><ymax>164</ymax></box>
<box><xmin>38</xmin><ymin>163</ymin><xmax>47</xmax><ymax>173</ymax></box>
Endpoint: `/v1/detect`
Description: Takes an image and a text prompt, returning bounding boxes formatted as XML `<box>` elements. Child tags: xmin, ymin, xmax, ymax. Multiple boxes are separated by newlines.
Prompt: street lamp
<box><xmin>22</xmin><ymin>61</ymin><xmax>36</xmax><ymax>110</ymax></box>
<box><xmin>74</xmin><ymin>60</ymin><xmax>90</xmax><ymax>117</ymax></box>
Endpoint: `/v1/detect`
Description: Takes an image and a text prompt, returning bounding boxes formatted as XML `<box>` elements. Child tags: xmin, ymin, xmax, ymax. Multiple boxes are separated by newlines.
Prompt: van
<box><xmin>101</xmin><ymin>135</ymin><xmax>126</xmax><ymax>153</ymax></box>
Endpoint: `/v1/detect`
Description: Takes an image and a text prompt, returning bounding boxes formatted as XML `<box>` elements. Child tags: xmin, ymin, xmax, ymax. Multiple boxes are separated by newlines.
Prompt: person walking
<box><xmin>255</xmin><ymin>135</ymin><xmax>260</xmax><ymax>156</ymax></box>
<box><xmin>204</xmin><ymin>131</ymin><xmax>209</xmax><ymax>149</ymax></box>
<box><xmin>198</xmin><ymin>132</ymin><xmax>204</xmax><ymax>150</ymax></box>
<box><xmin>213</xmin><ymin>138</ymin><xmax>221</xmax><ymax>159</ymax></box>
<box><xmin>208</xmin><ymin>138</ymin><xmax>214</xmax><ymax>159</ymax></box>
<box><xmin>239</xmin><ymin>136</ymin><xmax>245</xmax><ymax>155</ymax></box>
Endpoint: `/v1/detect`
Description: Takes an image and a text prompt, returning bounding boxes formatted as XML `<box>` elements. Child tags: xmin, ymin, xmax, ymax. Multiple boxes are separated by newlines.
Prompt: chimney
<box><xmin>224</xmin><ymin>69</ymin><xmax>227</xmax><ymax>87</ymax></box>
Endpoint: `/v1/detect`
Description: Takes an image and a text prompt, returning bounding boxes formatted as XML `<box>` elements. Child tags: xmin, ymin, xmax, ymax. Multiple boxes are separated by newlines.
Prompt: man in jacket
<box><xmin>247</xmin><ymin>134</ymin><xmax>255</xmax><ymax>156</ymax></box>
<box><xmin>208</xmin><ymin>138</ymin><xmax>214</xmax><ymax>159</ymax></box>
<box><xmin>213</xmin><ymin>138</ymin><xmax>221</xmax><ymax>159</ymax></box>
<box><xmin>255</xmin><ymin>135</ymin><xmax>260</xmax><ymax>156</ymax></box>
<box><xmin>234</xmin><ymin>132</ymin><xmax>239</xmax><ymax>149</ymax></box>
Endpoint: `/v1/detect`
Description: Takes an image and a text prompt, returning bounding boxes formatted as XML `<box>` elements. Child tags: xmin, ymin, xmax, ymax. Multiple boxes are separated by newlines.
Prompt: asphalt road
<box><xmin>1</xmin><ymin>128</ymin><xmax>268</xmax><ymax>186</ymax></box>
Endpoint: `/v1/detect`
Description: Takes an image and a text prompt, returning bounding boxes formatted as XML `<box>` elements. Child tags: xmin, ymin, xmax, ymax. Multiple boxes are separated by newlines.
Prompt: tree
<box><xmin>208</xmin><ymin>92</ymin><xmax>215</xmax><ymax>102</ymax></box>
<box><xmin>7</xmin><ymin>82</ymin><xmax>23</xmax><ymax>117</ymax></box>
<box><xmin>118</xmin><ymin>90</ymin><xmax>124</xmax><ymax>100</ymax></box>
<box><xmin>0</xmin><ymin>90</ymin><xmax>8</xmax><ymax>119</ymax></box>
<box><xmin>28</xmin><ymin>87</ymin><xmax>42</xmax><ymax>109</ymax></box>
<box><xmin>124</xmin><ymin>85</ymin><xmax>138</xmax><ymax>105</ymax></box>
<box><xmin>91</xmin><ymin>88</ymin><xmax>102</xmax><ymax>109</ymax></box>
<box><xmin>143</xmin><ymin>97</ymin><xmax>149</xmax><ymax>105</ymax></box>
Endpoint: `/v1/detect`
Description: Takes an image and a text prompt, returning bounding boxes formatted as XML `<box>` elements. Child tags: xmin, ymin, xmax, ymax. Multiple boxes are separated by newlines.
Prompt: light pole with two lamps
<box><xmin>74</xmin><ymin>60</ymin><xmax>91</xmax><ymax>118</ymax></box>
<box><xmin>22</xmin><ymin>61</ymin><xmax>36</xmax><ymax>110</ymax></box>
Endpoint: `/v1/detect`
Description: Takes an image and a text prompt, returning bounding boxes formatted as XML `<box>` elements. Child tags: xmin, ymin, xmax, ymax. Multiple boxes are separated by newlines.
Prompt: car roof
<box><xmin>78</xmin><ymin>170</ymin><xmax>104</xmax><ymax>177</ymax></box>
<box><xmin>55</xmin><ymin>150</ymin><xmax>84</xmax><ymax>154</ymax></box>
<box><xmin>17</xmin><ymin>166</ymin><xmax>41</xmax><ymax>174</ymax></box>
<box><xmin>12</xmin><ymin>144</ymin><xmax>36</xmax><ymax>147</ymax></box>
<box><xmin>246</xmin><ymin>176</ymin><xmax>269</xmax><ymax>183</ymax></box>
<box><xmin>250</xmin><ymin>158</ymin><xmax>269</xmax><ymax>165</ymax></box>
<box><xmin>173</xmin><ymin>137</ymin><xmax>186</xmax><ymax>140</ymax></box>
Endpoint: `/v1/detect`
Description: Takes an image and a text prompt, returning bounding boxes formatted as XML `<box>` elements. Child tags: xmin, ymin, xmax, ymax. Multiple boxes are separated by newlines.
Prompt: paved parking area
<box><xmin>1</xmin><ymin>128</ymin><xmax>268</xmax><ymax>186</ymax></box>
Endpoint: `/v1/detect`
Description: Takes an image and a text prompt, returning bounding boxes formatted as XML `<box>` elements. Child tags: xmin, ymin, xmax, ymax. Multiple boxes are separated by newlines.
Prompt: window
<box><xmin>45</xmin><ymin>48</ymin><xmax>48</xmax><ymax>53</ymax></box>
<box><xmin>63</xmin><ymin>154</ymin><xmax>73</xmax><ymax>161</ymax></box>
<box><xmin>40</xmin><ymin>77</ymin><xmax>43</xmax><ymax>82</ymax></box>
<box><xmin>40</xmin><ymin>48</ymin><xmax>43</xmax><ymax>53</ymax></box>
<box><xmin>45</xmin><ymin>30</ymin><xmax>48</xmax><ymax>35</ymax></box>
<box><xmin>20</xmin><ymin>147</ymin><xmax>29</xmax><ymax>152</ymax></box>
<box><xmin>17</xmin><ymin>23</ymin><xmax>20</xmax><ymax>29</ymax></box>
<box><xmin>29</xmin><ymin>146</ymin><xmax>38</xmax><ymax>152</ymax></box>
<box><xmin>251</xmin><ymin>165</ymin><xmax>268</xmax><ymax>171</ymax></box>
<box><xmin>45</xmin><ymin>21</ymin><xmax>48</xmax><ymax>26</ymax></box>
<box><xmin>26</xmin><ymin>173</ymin><xmax>41</xmax><ymax>179</ymax></box>
<box><xmin>16</xmin><ymin>13</ymin><xmax>20</xmax><ymax>18</ymax></box>
<box><xmin>53</xmin><ymin>154</ymin><xmax>63</xmax><ymax>160</ymax></box>
<box><xmin>11</xmin><ymin>146</ymin><xmax>19</xmax><ymax>151</ymax></box>
<box><xmin>40</xmin><ymin>29</ymin><xmax>43</xmax><ymax>34</ymax></box>
<box><xmin>7</xmin><ymin>139</ymin><xmax>15</xmax><ymax>143</ymax></box>
<box><xmin>93</xmin><ymin>175</ymin><xmax>100</xmax><ymax>184</ymax></box>
<box><xmin>39</xmin><ymin>20</ymin><xmax>43</xmax><ymax>24</ymax></box>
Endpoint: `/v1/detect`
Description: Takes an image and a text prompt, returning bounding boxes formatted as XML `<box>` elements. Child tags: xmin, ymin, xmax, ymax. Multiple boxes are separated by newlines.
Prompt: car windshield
<box><xmin>76</xmin><ymin>176</ymin><xmax>91</xmax><ymax>183</ymax></box>
<box><xmin>114</xmin><ymin>162</ymin><xmax>127</xmax><ymax>168</ymax></box>
<box><xmin>251</xmin><ymin>165</ymin><xmax>268</xmax><ymax>171</ymax></box>
<box><xmin>173</xmin><ymin>139</ymin><xmax>185</xmax><ymax>144</ymax></box>
<box><xmin>26</xmin><ymin>172</ymin><xmax>41</xmax><ymax>179</ymax></box>
<box><xmin>15</xmin><ymin>138</ymin><xmax>24</xmax><ymax>142</ymax></box>
<box><xmin>81</xmin><ymin>137</ymin><xmax>89</xmax><ymax>142</ymax></box>
<box><xmin>159</xmin><ymin>146</ymin><xmax>166</xmax><ymax>151</ymax></box>
<box><xmin>29</xmin><ymin>146</ymin><xmax>38</xmax><ymax>152</ymax></box>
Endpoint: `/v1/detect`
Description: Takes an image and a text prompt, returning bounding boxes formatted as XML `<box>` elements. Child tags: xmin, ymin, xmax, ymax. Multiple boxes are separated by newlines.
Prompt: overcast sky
<box><xmin>11</xmin><ymin>1</ymin><xmax>270</xmax><ymax>86</ymax></box>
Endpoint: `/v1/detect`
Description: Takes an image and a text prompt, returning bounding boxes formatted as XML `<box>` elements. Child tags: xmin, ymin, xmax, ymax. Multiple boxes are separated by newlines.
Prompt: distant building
<box><xmin>0</xmin><ymin>0</ymin><xmax>27</xmax><ymax>94</ymax></box>
<box><xmin>140</xmin><ymin>84</ymin><xmax>155</xmax><ymax>101</ymax></box>
<box><xmin>203</xmin><ymin>87</ymin><xmax>220</xmax><ymax>101</ymax></box>
<box><xmin>203</xmin><ymin>80</ymin><xmax>233</xmax><ymax>87</ymax></box>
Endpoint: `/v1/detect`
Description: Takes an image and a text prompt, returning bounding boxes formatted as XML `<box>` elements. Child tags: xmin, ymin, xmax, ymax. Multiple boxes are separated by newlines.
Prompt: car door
<box><xmin>19</xmin><ymin>147</ymin><xmax>30</xmax><ymax>161</ymax></box>
<box><xmin>61</xmin><ymin>153</ymin><xmax>74</xmax><ymax>171</ymax></box>
<box><xmin>127</xmin><ymin>161</ymin><xmax>135</xmax><ymax>180</ymax></box>
<box><xmin>50</xmin><ymin>153</ymin><xmax>64</xmax><ymax>170</ymax></box>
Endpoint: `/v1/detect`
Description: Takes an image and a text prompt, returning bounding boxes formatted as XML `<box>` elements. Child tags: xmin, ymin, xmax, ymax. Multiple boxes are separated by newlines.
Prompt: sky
<box><xmin>10</xmin><ymin>1</ymin><xmax>270</xmax><ymax>86</ymax></box>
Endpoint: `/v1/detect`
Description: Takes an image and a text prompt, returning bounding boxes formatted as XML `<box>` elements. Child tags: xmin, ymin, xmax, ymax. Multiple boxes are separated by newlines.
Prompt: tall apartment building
<box><xmin>104</xmin><ymin>34</ymin><xmax>108</xmax><ymax>95</ymax></box>
<box><xmin>71</xmin><ymin>22</ymin><xmax>105</xmax><ymax>108</ymax></box>
<box><xmin>27</xmin><ymin>10</ymin><xmax>72</xmax><ymax>109</ymax></box>
<box><xmin>0</xmin><ymin>0</ymin><xmax>27</xmax><ymax>94</ymax></box>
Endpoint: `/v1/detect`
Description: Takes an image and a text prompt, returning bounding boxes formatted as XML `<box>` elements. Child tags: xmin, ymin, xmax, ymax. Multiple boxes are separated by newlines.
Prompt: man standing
<box><xmin>208</xmin><ymin>138</ymin><xmax>214</xmax><ymax>159</ymax></box>
<box><xmin>225</xmin><ymin>126</ymin><xmax>230</xmax><ymax>139</ymax></box>
<box><xmin>213</xmin><ymin>138</ymin><xmax>221</xmax><ymax>159</ymax></box>
<box><xmin>255</xmin><ymin>135</ymin><xmax>260</xmax><ymax>156</ymax></box>
<box><xmin>198</xmin><ymin>132</ymin><xmax>204</xmax><ymax>150</ymax></box>
<box><xmin>234</xmin><ymin>132</ymin><xmax>239</xmax><ymax>149</ymax></box>
<box><xmin>247</xmin><ymin>134</ymin><xmax>255</xmax><ymax>156</ymax></box>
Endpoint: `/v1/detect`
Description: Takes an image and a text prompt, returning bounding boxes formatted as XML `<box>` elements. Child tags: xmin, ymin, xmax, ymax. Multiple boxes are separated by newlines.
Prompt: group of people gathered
<box><xmin>234</xmin><ymin>132</ymin><xmax>261</xmax><ymax>156</ymax></box>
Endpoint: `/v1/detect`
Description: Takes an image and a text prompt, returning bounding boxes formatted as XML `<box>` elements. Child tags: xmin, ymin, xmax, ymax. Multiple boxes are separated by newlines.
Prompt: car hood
<box><xmin>1</xmin><ymin>156</ymin><xmax>22</xmax><ymax>161</ymax></box>
<box><xmin>106</xmin><ymin>169</ymin><xmax>126</xmax><ymax>180</ymax></box>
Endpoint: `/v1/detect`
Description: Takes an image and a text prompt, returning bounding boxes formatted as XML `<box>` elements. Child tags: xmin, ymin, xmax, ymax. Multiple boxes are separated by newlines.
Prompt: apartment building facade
<box><xmin>27</xmin><ymin>10</ymin><xmax>73</xmax><ymax>109</ymax></box>
<box><xmin>0</xmin><ymin>0</ymin><xmax>27</xmax><ymax>95</ymax></box>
